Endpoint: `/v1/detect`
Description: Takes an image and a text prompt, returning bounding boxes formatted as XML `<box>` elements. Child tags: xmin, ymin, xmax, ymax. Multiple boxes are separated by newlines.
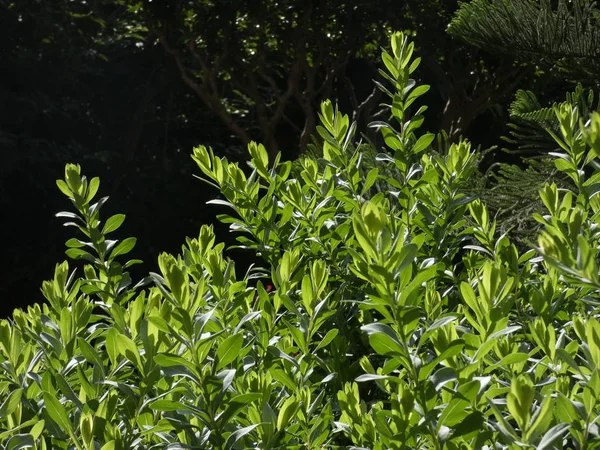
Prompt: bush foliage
<box><xmin>1</xmin><ymin>32</ymin><xmax>599</xmax><ymax>450</ymax></box>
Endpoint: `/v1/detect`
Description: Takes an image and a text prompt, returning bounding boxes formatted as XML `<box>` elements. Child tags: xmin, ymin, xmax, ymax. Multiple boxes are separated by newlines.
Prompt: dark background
<box><xmin>1</xmin><ymin>0</ymin><xmax>565</xmax><ymax>318</ymax></box>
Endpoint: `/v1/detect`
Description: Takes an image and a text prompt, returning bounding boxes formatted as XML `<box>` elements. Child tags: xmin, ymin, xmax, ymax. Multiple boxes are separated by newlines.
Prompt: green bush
<box><xmin>1</xmin><ymin>32</ymin><xmax>599</xmax><ymax>450</ymax></box>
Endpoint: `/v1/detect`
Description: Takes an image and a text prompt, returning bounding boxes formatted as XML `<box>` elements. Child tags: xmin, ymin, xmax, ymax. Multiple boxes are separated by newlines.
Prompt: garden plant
<box><xmin>0</xmin><ymin>32</ymin><xmax>599</xmax><ymax>449</ymax></box>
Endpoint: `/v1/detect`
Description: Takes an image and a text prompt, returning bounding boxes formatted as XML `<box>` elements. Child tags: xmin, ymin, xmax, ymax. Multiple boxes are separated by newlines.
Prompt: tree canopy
<box><xmin>1</xmin><ymin>0</ymin><xmax>596</xmax><ymax>316</ymax></box>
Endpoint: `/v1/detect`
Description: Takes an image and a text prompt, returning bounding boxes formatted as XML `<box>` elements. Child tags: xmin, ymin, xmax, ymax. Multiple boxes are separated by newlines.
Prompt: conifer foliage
<box><xmin>448</xmin><ymin>0</ymin><xmax>600</xmax><ymax>79</ymax></box>
<box><xmin>449</xmin><ymin>0</ymin><xmax>600</xmax><ymax>243</ymax></box>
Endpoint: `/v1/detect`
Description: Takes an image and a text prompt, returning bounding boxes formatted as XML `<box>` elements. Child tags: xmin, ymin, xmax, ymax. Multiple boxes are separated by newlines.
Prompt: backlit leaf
<box><xmin>110</xmin><ymin>237</ymin><xmax>137</xmax><ymax>259</ymax></box>
<box><xmin>0</xmin><ymin>388</ymin><xmax>23</xmax><ymax>419</ymax></box>
<box><xmin>43</xmin><ymin>391</ymin><xmax>73</xmax><ymax>434</ymax></box>
<box><xmin>216</xmin><ymin>333</ymin><xmax>244</xmax><ymax>370</ymax></box>
<box><xmin>103</xmin><ymin>214</ymin><xmax>126</xmax><ymax>234</ymax></box>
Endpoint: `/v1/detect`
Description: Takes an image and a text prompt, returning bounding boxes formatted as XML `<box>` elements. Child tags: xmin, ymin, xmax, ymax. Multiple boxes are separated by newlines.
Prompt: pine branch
<box><xmin>448</xmin><ymin>0</ymin><xmax>600</xmax><ymax>81</ymax></box>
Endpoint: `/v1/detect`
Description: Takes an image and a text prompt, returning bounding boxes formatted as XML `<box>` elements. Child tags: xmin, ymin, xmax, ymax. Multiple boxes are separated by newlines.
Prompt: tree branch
<box><xmin>154</xmin><ymin>27</ymin><xmax>251</xmax><ymax>144</ymax></box>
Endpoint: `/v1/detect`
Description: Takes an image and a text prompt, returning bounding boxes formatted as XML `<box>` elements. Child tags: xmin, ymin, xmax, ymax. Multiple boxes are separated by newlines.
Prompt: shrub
<box><xmin>1</xmin><ymin>32</ymin><xmax>599</xmax><ymax>450</ymax></box>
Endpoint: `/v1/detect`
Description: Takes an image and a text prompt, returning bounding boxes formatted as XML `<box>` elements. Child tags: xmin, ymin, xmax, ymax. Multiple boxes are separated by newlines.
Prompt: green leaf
<box><xmin>398</xmin><ymin>265</ymin><xmax>439</xmax><ymax>306</ymax></box>
<box><xmin>314</xmin><ymin>328</ymin><xmax>339</xmax><ymax>352</ymax></box>
<box><xmin>484</xmin><ymin>352</ymin><xmax>529</xmax><ymax>374</ymax></box>
<box><xmin>277</xmin><ymin>396</ymin><xmax>299</xmax><ymax>431</ymax></box>
<box><xmin>555</xmin><ymin>393</ymin><xmax>581</xmax><ymax>424</ymax></box>
<box><xmin>525</xmin><ymin>395</ymin><xmax>554</xmax><ymax>441</ymax></box>
<box><xmin>248</xmin><ymin>141</ymin><xmax>270</xmax><ymax>179</ymax></box>
<box><xmin>103</xmin><ymin>214</ymin><xmax>126</xmax><ymax>234</ymax></box>
<box><xmin>110</xmin><ymin>237</ymin><xmax>137</xmax><ymax>259</ymax></box>
<box><xmin>362</xmin><ymin>323</ymin><xmax>404</xmax><ymax>356</ymax></box>
<box><xmin>284</xmin><ymin>320</ymin><xmax>307</xmax><ymax>355</ymax></box>
<box><xmin>216</xmin><ymin>333</ymin><xmax>244</xmax><ymax>370</ymax></box>
<box><xmin>43</xmin><ymin>391</ymin><xmax>73</xmax><ymax>434</ymax></box>
<box><xmin>405</xmin><ymin>85</ymin><xmax>430</xmax><ymax>109</ymax></box>
<box><xmin>225</xmin><ymin>424</ymin><xmax>259</xmax><ymax>450</ymax></box>
<box><xmin>361</xmin><ymin>201</ymin><xmax>387</xmax><ymax>236</ymax></box>
<box><xmin>99</xmin><ymin>441</ymin><xmax>116</xmax><ymax>450</ymax></box>
<box><xmin>537</xmin><ymin>423</ymin><xmax>570</xmax><ymax>450</ymax></box>
<box><xmin>55</xmin><ymin>373</ymin><xmax>83</xmax><ymax>410</ymax></box>
<box><xmin>382</xmin><ymin>51</ymin><xmax>399</xmax><ymax>79</ymax></box>
<box><xmin>352</xmin><ymin>216</ymin><xmax>377</xmax><ymax>260</ymax></box>
<box><xmin>355</xmin><ymin>374</ymin><xmax>394</xmax><ymax>382</ymax></box>
<box><xmin>507</xmin><ymin>375</ymin><xmax>534</xmax><ymax>430</ymax></box>
<box><xmin>320</xmin><ymin>100</ymin><xmax>335</xmax><ymax>129</ymax></box>
<box><xmin>150</xmin><ymin>399</ymin><xmax>187</xmax><ymax>411</ymax></box>
<box><xmin>220</xmin><ymin>393</ymin><xmax>262</xmax><ymax>425</ymax></box>
<box><xmin>154</xmin><ymin>353</ymin><xmax>198</xmax><ymax>375</ymax></box>
<box><xmin>65</xmin><ymin>248</ymin><xmax>96</xmax><ymax>263</ymax></box>
<box><xmin>105</xmin><ymin>327</ymin><xmax>119</xmax><ymax>366</ymax></box>
<box><xmin>412</xmin><ymin>133</ymin><xmax>435</xmax><ymax>154</ymax></box>
<box><xmin>424</xmin><ymin>316</ymin><xmax>457</xmax><ymax>335</ymax></box>
<box><xmin>123</xmin><ymin>258</ymin><xmax>143</xmax><ymax>268</ymax></box>
<box><xmin>449</xmin><ymin>411</ymin><xmax>484</xmax><ymax>440</ymax></box>
<box><xmin>30</xmin><ymin>420</ymin><xmax>45</xmax><ymax>440</ymax></box>
<box><xmin>60</xmin><ymin>307</ymin><xmax>74</xmax><ymax>346</ymax></box>
<box><xmin>87</xmin><ymin>177</ymin><xmax>100</xmax><ymax>202</ymax></box>
<box><xmin>267</xmin><ymin>346</ymin><xmax>300</xmax><ymax>370</ymax></box>
<box><xmin>460</xmin><ymin>282</ymin><xmax>482</xmax><ymax>318</ymax></box>
<box><xmin>301</xmin><ymin>275</ymin><xmax>314</xmax><ymax>315</ymax></box>
<box><xmin>420</xmin><ymin>340</ymin><xmax>465</xmax><ymax>381</ymax></box>
<box><xmin>381</xmin><ymin>127</ymin><xmax>403</xmax><ymax>151</ymax></box>
<box><xmin>554</xmin><ymin>158</ymin><xmax>575</xmax><ymax>173</ymax></box>
<box><xmin>161</xmin><ymin>399</ymin><xmax>205</xmax><ymax>418</ymax></box>
<box><xmin>65</xmin><ymin>238</ymin><xmax>86</xmax><ymax>248</ymax></box>
<box><xmin>5</xmin><ymin>433</ymin><xmax>34</xmax><ymax>450</ymax></box>
<box><xmin>439</xmin><ymin>397</ymin><xmax>470</xmax><ymax>428</ymax></box>
<box><xmin>0</xmin><ymin>388</ymin><xmax>23</xmax><ymax>418</ymax></box>
<box><xmin>457</xmin><ymin>379</ymin><xmax>481</xmax><ymax>403</ymax></box>
<box><xmin>158</xmin><ymin>253</ymin><xmax>189</xmax><ymax>304</ymax></box>
<box><xmin>56</xmin><ymin>179</ymin><xmax>73</xmax><ymax>197</ymax></box>
<box><xmin>362</xmin><ymin>168</ymin><xmax>379</xmax><ymax>195</ymax></box>
<box><xmin>367</xmin><ymin>334</ymin><xmax>403</xmax><ymax>356</ymax></box>
<box><xmin>116</xmin><ymin>333</ymin><xmax>143</xmax><ymax>371</ymax></box>
<box><xmin>396</xmin><ymin>243</ymin><xmax>418</xmax><ymax>273</ymax></box>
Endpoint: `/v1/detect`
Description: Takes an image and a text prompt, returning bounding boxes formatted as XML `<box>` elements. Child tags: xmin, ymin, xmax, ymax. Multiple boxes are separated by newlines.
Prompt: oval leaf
<box><xmin>110</xmin><ymin>237</ymin><xmax>137</xmax><ymax>259</ymax></box>
<box><xmin>216</xmin><ymin>333</ymin><xmax>244</xmax><ymax>371</ymax></box>
<box><xmin>103</xmin><ymin>214</ymin><xmax>126</xmax><ymax>234</ymax></box>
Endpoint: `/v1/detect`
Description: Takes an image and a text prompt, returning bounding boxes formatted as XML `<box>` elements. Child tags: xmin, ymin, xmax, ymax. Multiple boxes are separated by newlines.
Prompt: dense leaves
<box><xmin>2</xmin><ymin>0</ymin><xmax>553</xmax><ymax>317</ymax></box>
<box><xmin>1</xmin><ymin>31</ymin><xmax>599</xmax><ymax>449</ymax></box>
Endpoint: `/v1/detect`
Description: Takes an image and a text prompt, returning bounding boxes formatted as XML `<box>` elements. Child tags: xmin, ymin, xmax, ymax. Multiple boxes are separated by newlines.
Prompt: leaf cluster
<box><xmin>1</xmin><ymin>32</ymin><xmax>599</xmax><ymax>450</ymax></box>
<box><xmin>448</xmin><ymin>0</ymin><xmax>600</xmax><ymax>81</ymax></box>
